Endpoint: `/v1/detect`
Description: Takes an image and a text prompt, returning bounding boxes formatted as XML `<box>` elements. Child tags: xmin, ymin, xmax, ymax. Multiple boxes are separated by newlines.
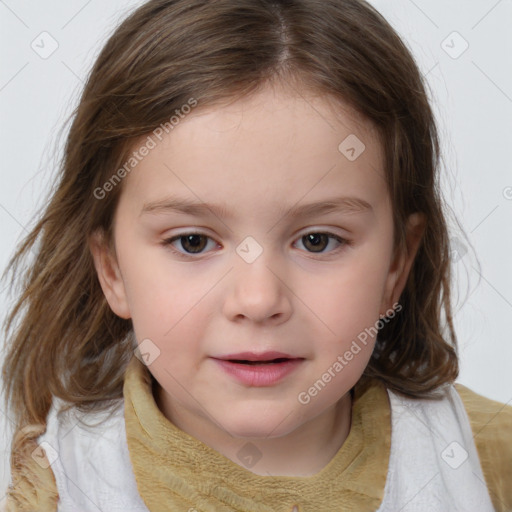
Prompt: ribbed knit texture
<box><xmin>124</xmin><ymin>356</ymin><xmax>390</xmax><ymax>512</ymax></box>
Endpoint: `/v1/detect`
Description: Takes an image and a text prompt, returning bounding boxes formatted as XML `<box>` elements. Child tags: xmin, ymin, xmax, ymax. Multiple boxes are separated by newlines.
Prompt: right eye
<box><xmin>162</xmin><ymin>233</ymin><xmax>219</xmax><ymax>256</ymax></box>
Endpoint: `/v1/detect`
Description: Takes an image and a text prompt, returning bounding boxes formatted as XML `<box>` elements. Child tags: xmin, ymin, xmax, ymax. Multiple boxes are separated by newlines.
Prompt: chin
<box><xmin>221</xmin><ymin>409</ymin><xmax>302</xmax><ymax>440</ymax></box>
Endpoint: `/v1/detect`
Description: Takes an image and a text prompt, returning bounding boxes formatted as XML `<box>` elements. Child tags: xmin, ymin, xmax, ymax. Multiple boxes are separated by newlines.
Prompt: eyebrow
<box><xmin>140</xmin><ymin>195</ymin><xmax>373</xmax><ymax>219</ymax></box>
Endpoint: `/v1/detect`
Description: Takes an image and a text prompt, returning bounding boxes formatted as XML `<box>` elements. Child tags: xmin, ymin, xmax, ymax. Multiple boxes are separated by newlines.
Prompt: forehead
<box><xmin>117</xmin><ymin>86</ymin><xmax>387</xmax><ymax>219</ymax></box>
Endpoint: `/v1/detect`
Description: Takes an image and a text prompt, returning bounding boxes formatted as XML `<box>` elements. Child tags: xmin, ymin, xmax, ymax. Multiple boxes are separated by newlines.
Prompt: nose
<box><xmin>222</xmin><ymin>250</ymin><xmax>293</xmax><ymax>325</ymax></box>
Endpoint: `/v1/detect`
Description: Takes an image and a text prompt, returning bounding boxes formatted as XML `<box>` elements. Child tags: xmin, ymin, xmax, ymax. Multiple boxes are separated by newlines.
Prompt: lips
<box><xmin>213</xmin><ymin>351</ymin><xmax>300</xmax><ymax>363</ymax></box>
<box><xmin>212</xmin><ymin>353</ymin><xmax>304</xmax><ymax>386</ymax></box>
<box><xmin>228</xmin><ymin>358</ymin><xmax>290</xmax><ymax>365</ymax></box>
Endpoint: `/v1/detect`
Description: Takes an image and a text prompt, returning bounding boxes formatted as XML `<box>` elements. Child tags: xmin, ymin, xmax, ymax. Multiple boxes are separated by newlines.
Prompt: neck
<box><xmin>154</xmin><ymin>382</ymin><xmax>353</xmax><ymax>477</ymax></box>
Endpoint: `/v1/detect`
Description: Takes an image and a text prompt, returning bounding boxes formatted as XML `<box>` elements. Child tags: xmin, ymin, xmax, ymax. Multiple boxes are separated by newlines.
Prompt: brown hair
<box><xmin>2</xmin><ymin>0</ymin><xmax>458</xmax><ymax>482</ymax></box>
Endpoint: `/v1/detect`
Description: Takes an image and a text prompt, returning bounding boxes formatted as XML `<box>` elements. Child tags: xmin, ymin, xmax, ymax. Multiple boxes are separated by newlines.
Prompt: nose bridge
<box><xmin>234</xmin><ymin>239</ymin><xmax>281</xmax><ymax>299</ymax></box>
<box><xmin>224</xmin><ymin>236</ymin><xmax>292</xmax><ymax>322</ymax></box>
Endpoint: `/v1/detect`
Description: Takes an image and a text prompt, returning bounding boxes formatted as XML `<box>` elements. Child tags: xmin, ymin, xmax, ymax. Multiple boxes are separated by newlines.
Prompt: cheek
<box><xmin>301</xmin><ymin>249</ymin><xmax>392</xmax><ymax>360</ymax></box>
<box><xmin>119</xmin><ymin>250</ymin><xmax>215</xmax><ymax>352</ymax></box>
<box><xmin>118</xmin><ymin>240</ymin><xmax>206</xmax><ymax>326</ymax></box>
<box><xmin>319</xmin><ymin>255</ymin><xmax>390</xmax><ymax>320</ymax></box>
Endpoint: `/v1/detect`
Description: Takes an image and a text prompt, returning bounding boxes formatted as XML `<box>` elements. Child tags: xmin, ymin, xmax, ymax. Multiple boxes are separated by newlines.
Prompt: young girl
<box><xmin>2</xmin><ymin>0</ymin><xmax>511</xmax><ymax>511</ymax></box>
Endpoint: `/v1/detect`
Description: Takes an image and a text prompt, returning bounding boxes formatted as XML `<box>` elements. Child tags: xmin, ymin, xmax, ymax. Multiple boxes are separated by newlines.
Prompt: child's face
<box><xmin>92</xmin><ymin>84</ymin><xmax>420</xmax><ymax>441</ymax></box>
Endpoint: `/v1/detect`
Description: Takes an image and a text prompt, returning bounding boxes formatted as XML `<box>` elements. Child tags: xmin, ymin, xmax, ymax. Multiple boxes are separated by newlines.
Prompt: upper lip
<box><xmin>212</xmin><ymin>351</ymin><xmax>301</xmax><ymax>361</ymax></box>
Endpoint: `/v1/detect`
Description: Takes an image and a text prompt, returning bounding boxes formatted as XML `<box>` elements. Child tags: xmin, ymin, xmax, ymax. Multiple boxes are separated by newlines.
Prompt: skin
<box><xmin>90</xmin><ymin>82</ymin><xmax>424</xmax><ymax>477</ymax></box>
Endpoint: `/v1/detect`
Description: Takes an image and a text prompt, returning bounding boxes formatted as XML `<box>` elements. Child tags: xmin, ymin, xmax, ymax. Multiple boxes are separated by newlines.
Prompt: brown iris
<box><xmin>302</xmin><ymin>233</ymin><xmax>329</xmax><ymax>253</ymax></box>
<box><xmin>180</xmin><ymin>234</ymin><xmax>208</xmax><ymax>254</ymax></box>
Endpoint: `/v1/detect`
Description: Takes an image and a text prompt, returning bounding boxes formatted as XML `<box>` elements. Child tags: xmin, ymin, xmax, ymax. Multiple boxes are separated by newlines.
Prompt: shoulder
<box><xmin>4</xmin><ymin>425</ymin><xmax>59</xmax><ymax>512</ymax></box>
<box><xmin>5</xmin><ymin>398</ymin><xmax>126</xmax><ymax>512</ymax></box>
<box><xmin>42</xmin><ymin>398</ymin><xmax>131</xmax><ymax>510</ymax></box>
<box><xmin>454</xmin><ymin>382</ymin><xmax>512</xmax><ymax>512</ymax></box>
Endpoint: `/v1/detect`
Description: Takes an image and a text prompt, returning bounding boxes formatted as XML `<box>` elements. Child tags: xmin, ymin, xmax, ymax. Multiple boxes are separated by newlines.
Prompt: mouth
<box><xmin>226</xmin><ymin>357</ymin><xmax>295</xmax><ymax>365</ymax></box>
<box><xmin>211</xmin><ymin>355</ymin><xmax>304</xmax><ymax>386</ymax></box>
<box><xmin>212</xmin><ymin>351</ymin><xmax>301</xmax><ymax>364</ymax></box>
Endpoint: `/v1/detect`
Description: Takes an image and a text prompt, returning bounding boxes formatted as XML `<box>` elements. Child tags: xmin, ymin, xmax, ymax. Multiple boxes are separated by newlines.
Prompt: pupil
<box><xmin>183</xmin><ymin>235</ymin><xmax>206</xmax><ymax>253</ymax></box>
<box><xmin>304</xmin><ymin>233</ymin><xmax>327</xmax><ymax>252</ymax></box>
<box><xmin>180</xmin><ymin>234</ymin><xmax>329</xmax><ymax>254</ymax></box>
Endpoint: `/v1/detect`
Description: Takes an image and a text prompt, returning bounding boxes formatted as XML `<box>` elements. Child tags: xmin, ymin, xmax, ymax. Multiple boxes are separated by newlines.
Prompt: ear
<box><xmin>89</xmin><ymin>230</ymin><xmax>131</xmax><ymax>319</ymax></box>
<box><xmin>381</xmin><ymin>212</ymin><xmax>425</xmax><ymax>315</ymax></box>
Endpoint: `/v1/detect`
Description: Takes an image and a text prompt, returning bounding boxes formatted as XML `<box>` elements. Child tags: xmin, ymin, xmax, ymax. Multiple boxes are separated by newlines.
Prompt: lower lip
<box><xmin>212</xmin><ymin>358</ymin><xmax>303</xmax><ymax>386</ymax></box>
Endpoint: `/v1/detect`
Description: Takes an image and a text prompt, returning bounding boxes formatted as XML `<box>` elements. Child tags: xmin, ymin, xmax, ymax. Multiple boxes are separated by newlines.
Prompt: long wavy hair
<box><xmin>2</xmin><ymin>0</ymin><xmax>458</xmax><ymax>488</ymax></box>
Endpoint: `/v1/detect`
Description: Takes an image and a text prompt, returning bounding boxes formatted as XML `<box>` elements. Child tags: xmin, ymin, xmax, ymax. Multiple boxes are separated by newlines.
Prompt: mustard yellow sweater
<box><xmin>5</xmin><ymin>356</ymin><xmax>512</xmax><ymax>511</ymax></box>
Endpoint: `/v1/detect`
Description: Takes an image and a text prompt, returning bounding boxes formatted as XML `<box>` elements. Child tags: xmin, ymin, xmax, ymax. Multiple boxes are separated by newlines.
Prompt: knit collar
<box><xmin>123</xmin><ymin>356</ymin><xmax>390</xmax><ymax>512</ymax></box>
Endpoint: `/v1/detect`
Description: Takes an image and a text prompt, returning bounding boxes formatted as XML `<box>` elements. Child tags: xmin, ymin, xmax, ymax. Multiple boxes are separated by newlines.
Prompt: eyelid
<box><xmin>162</xmin><ymin>231</ymin><xmax>219</xmax><ymax>258</ymax></box>
<box><xmin>162</xmin><ymin>228</ymin><xmax>351</xmax><ymax>258</ymax></box>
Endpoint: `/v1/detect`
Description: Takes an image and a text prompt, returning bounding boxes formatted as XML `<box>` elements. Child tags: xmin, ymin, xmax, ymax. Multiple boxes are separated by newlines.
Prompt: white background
<box><xmin>1</xmin><ymin>0</ymin><xmax>511</xmax><ymax>499</ymax></box>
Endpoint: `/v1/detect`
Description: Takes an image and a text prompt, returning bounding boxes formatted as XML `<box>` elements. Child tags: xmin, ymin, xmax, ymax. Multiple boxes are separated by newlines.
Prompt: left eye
<box><xmin>294</xmin><ymin>232</ymin><xmax>346</xmax><ymax>253</ymax></box>
<box><xmin>163</xmin><ymin>231</ymin><xmax>347</xmax><ymax>256</ymax></box>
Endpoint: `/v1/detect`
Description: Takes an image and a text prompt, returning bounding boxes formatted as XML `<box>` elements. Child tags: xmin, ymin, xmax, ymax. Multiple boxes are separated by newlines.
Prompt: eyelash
<box><xmin>161</xmin><ymin>231</ymin><xmax>351</xmax><ymax>259</ymax></box>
